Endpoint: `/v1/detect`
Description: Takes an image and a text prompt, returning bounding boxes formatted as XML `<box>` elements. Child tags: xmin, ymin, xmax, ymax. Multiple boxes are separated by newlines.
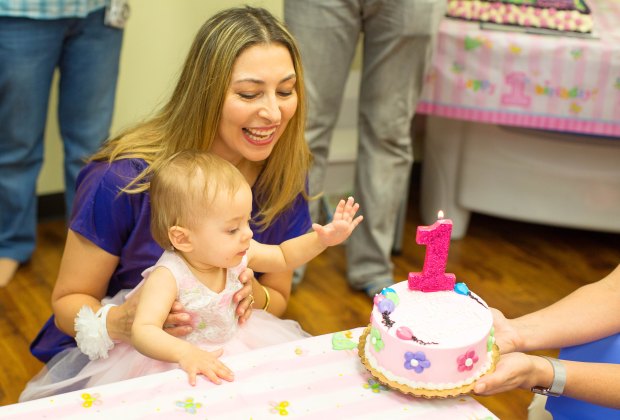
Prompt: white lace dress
<box><xmin>20</xmin><ymin>251</ymin><xmax>309</xmax><ymax>401</ymax></box>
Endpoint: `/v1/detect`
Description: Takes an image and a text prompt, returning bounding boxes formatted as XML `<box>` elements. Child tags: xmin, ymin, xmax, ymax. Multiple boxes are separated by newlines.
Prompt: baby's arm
<box><xmin>248</xmin><ymin>197</ymin><xmax>363</xmax><ymax>272</ymax></box>
<box><xmin>131</xmin><ymin>267</ymin><xmax>234</xmax><ymax>385</ymax></box>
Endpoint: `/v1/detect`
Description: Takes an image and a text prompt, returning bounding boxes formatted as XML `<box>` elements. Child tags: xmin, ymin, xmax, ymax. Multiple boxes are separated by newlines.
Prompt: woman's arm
<box><xmin>474</xmin><ymin>265</ymin><xmax>620</xmax><ymax>407</ymax></box>
<box><xmin>51</xmin><ymin>230</ymin><xmax>122</xmax><ymax>339</ymax></box>
<box><xmin>51</xmin><ymin>230</ymin><xmax>193</xmax><ymax>344</ymax></box>
<box><xmin>475</xmin><ymin>353</ymin><xmax>620</xmax><ymax>409</ymax></box>
<box><xmin>510</xmin><ymin>265</ymin><xmax>620</xmax><ymax>352</ymax></box>
<box><xmin>251</xmin><ymin>271</ymin><xmax>292</xmax><ymax>317</ymax></box>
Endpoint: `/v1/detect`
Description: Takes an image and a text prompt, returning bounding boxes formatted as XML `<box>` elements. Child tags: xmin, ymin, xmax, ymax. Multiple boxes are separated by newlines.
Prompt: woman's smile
<box><xmin>242</xmin><ymin>126</ymin><xmax>278</xmax><ymax>145</ymax></box>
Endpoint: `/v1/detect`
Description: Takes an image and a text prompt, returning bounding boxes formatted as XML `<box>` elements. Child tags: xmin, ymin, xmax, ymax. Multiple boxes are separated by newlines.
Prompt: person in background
<box><xmin>0</xmin><ymin>0</ymin><xmax>126</xmax><ymax>286</ymax></box>
<box><xmin>284</xmin><ymin>0</ymin><xmax>445</xmax><ymax>297</ymax></box>
<box><xmin>20</xmin><ymin>151</ymin><xmax>362</xmax><ymax>400</ymax></box>
<box><xmin>27</xmin><ymin>6</ymin><xmax>313</xmax><ymax>379</ymax></box>
<box><xmin>474</xmin><ymin>265</ymin><xmax>620</xmax><ymax>418</ymax></box>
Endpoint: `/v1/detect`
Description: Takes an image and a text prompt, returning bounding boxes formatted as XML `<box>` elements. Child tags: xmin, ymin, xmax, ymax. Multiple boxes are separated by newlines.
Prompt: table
<box><xmin>415</xmin><ymin>0</ymin><xmax>620</xmax><ymax>238</ymax></box>
<box><xmin>0</xmin><ymin>328</ymin><xmax>497</xmax><ymax>419</ymax></box>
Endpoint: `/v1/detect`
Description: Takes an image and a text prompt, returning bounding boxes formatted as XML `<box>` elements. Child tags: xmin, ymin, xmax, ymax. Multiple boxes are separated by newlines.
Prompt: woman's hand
<box><xmin>235</xmin><ymin>267</ymin><xmax>255</xmax><ymax>324</ymax></box>
<box><xmin>490</xmin><ymin>308</ymin><xmax>522</xmax><ymax>354</ymax></box>
<box><xmin>110</xmin><ymin>286</ymin><xmax>193</xmax><ymax>342</ymax></box>
<box><xmin>474</xmin><ymin>353</ymin><xmax>553</xmax><ymax>395</ymax></box>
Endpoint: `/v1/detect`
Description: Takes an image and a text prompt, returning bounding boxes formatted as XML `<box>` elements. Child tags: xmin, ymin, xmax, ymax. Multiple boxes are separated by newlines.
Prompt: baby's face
<box><xmin>190</xmin><ymin>184</ymin><xmax>254</xmax><ymax>269</ymax></box>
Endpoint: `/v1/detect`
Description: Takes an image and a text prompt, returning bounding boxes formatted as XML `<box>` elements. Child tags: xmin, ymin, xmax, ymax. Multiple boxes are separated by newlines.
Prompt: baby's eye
<box><xmin>228</xmin><ymin>228</ymin><xmax>239</xmax><ymax>234</ymax></box>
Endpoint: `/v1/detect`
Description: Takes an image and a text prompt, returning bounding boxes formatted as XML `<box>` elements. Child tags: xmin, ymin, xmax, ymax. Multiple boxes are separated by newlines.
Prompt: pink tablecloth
<box><xmin>417</xmin><ymin>0</ymin><xmax>620</xmax><ymax>136</ymax></box>
<box><xmin>1</xmin><ymin>328</ymin><xmax>497</xmax><ymax>419</ymax></box>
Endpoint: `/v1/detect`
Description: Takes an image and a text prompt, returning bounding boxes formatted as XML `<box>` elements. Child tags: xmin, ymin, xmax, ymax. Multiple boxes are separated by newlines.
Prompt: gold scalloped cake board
<box><xmin>358</xmin><ymin>324</ymin><xmax>500</xmax><ymax>399</ymax></box>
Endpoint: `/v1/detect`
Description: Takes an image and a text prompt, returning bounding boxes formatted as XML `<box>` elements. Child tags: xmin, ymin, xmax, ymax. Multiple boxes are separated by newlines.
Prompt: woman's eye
<box><xmin>278</xmin><ymin>91</ymin><xmax>293</xmax><ymax>97</ymax></box>
<box><xmin>238</xmin><ymin>92</ymin><xmax>258</xmax><ymax>100</ymax></box>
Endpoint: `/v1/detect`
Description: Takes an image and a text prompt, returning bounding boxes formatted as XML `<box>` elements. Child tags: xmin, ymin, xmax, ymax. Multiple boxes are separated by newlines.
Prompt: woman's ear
<box><xmin>169</xmin><ymin>226</ymin><xmax>193</xmax><ymax>253</ymax></box>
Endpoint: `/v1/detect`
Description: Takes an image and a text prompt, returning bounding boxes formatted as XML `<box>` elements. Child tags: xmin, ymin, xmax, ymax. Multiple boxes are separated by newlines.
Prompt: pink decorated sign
<box><xmin>418</xmin><ymin>0</ymin><xmax>620</xmax><ymax>137</ymax></box>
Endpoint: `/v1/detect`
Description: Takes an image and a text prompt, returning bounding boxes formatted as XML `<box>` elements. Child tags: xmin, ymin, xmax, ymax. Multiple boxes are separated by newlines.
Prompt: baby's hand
<box><xmin>178</xmin><ymin>346</ymin><xmax>234</xmax><ymax>386</ymax></box>
<box><xmin>313</xmin><ymin>196</ymin><xmax>363</xmax><ymax>247</ymax></box>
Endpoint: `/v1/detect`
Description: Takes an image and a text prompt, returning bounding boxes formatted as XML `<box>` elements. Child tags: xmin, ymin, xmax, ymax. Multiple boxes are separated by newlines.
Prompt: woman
<box><xmin>29</xmin><ymin>6</ymin><xmax>312</xmax><ymax>368</ymax></box>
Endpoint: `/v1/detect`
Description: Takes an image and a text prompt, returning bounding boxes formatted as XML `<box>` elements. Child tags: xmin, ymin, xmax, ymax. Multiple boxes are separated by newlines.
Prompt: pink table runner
<box><xmin>1</xmin><ymin>328</ymin><xmax>497</xmax><ymax>419</ymax></box>
<box><xmin>417</xmin><ymin>0</ymin><xmax>620</xmax><ymax>136</ymax></box>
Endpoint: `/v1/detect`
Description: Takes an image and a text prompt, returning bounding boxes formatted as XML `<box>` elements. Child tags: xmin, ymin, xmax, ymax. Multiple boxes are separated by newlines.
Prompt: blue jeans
<box><xmin>0</xmin><ymin>8</ymin><xmax>123</xmax><ymax>263</ymax></box>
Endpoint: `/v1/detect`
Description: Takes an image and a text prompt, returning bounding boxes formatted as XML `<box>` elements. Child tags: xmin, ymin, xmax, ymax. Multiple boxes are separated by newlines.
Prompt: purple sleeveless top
<box><xmin>30</xmin><ymin>158</ymin><xmax>311</xmax><ymax>362</ymax></box>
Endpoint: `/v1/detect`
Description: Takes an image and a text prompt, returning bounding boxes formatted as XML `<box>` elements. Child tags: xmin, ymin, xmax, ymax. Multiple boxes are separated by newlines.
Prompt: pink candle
<box><xmin>408</xmin><ymin>211</ymin><xmax>456</xmax><ymax>292</ymax></box>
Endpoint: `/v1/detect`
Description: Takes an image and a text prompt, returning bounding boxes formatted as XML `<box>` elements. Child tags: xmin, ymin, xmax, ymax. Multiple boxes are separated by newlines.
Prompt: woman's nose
<box><xmin>258</xmin><ymin>95</ymin><xmax>281</xmax><ymax>123</ymax></box>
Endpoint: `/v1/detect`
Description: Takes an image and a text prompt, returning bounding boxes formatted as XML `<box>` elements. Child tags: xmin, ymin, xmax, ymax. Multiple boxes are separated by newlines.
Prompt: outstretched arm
<box><xmin>248</xmin><ymin>197</ymin><xmax>363</xmax><ymax>273</ymax></box>
<box><xmin>131</xmin><ymin>267</ymin><xmax>234</xmax><ymax>386</ymax></box>
<box><xmin>475</xmin><ymin>353</ymin><xmax>620</xmax><ymax>408</ymax></box>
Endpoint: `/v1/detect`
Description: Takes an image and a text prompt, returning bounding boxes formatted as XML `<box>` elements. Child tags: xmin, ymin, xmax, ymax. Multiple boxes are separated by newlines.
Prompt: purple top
<box><xmin>30</xmin><ymin>159</ymin><xmax>311</xmax><ymax>363</ymax></box>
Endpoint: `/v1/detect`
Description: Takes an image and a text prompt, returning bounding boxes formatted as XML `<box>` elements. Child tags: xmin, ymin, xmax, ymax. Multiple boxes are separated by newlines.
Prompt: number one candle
<box><xmin>408</xmin><ymin>210</ymin><xmax>456</xmax><ymax>292</ymax></box>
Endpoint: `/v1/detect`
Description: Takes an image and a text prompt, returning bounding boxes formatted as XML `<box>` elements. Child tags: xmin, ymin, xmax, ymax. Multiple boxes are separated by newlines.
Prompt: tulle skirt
<box><xmin>20</xmin><ymin>310</ymin><xmax>309</xmax><ymax>402</ymax></box>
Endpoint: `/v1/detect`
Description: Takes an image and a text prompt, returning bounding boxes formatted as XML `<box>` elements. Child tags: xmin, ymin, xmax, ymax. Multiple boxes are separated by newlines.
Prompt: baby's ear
<box><xmin>168</xmin><ymin>226</ymin><xmax>192</xmax><ymax>252</ymax></box>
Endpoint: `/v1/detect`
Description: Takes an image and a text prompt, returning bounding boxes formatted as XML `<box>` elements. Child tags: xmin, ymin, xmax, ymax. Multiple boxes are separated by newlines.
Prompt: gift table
<box><xmin>416</xmin><ymin>0</ymin><xmax>620</xmax><ymax>238</ymax></box>
<box><xmin>0</xmin><ymin>328</ymin><xmax>497</xmax><ymax>419</ymax></box>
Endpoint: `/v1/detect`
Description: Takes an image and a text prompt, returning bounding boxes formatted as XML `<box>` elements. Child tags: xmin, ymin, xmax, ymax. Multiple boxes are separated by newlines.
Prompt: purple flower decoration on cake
<box><xmin>404</xmin><ymin>351</ymin><xmax>431</xmax><ymax>373</ymax></box>
<box><xmin>457</xmin><ymin>349</ymin><xmax>479</xmax><ymax>372</ymax></box>
<box><xmin>377</xmin><ymin>298</ymin><xmax>395</xmax><ymax>314</ymax></box>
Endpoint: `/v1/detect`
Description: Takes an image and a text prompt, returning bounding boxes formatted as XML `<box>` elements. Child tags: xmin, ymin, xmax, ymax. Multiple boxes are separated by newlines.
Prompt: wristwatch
<box><xmin>531</xmin><ymin>356</ymin><xmax>566</xmax><ymax>397</ymax></box>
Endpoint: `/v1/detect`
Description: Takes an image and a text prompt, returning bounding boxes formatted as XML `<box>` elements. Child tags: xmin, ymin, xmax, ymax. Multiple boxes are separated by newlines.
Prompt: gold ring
<box><xmin>248</xmin><ymin>294</ymin><xmax>255</xmax><ymax>306</ymax></box>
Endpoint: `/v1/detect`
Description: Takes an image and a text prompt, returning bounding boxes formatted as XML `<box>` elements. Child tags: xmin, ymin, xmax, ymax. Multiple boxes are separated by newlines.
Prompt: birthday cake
<box><xmin>446</xmin><ymin>0</ymin><xmax>593</xmax><ymax>34</ymax></box>
<box><xmin>359</xmin><ymin>216</ymin><xmax>498</xmax><ymax>398</ymax></box>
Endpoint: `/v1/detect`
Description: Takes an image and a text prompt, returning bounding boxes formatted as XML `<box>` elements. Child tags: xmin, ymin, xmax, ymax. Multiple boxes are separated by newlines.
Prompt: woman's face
<box><xmin>212</xmin><ymin>43</ymin><xmax>298</xmax><ymax>165</ymax></box>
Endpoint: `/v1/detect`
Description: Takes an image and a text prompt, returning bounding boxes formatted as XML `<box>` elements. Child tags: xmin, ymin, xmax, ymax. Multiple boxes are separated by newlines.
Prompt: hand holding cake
<box><xmin>473</xmin><ymin>265</ymin><xmax>620</xmax><ymax>411</ymax></box>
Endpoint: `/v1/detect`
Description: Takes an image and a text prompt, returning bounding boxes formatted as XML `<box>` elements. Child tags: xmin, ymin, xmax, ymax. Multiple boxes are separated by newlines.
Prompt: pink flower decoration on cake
<box><xmin>457</xmin><ymin>350</ymin><xmax>479</xmax><ymax>372</ymax></box>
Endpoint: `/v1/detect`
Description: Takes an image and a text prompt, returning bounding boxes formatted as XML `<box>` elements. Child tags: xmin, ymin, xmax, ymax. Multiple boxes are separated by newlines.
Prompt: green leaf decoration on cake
<box><xmin>464</xmin><ymin>36</ymin><xmax>482</xmax><ymax>51</ymax></box>
<box><xmin>487</xmin><ymin>327</ymin><xmax>495</xmax><ymax>352</ymax></box>
<box><xmin>332</xmin><ymin>332</ymin><xmax>358</xmax><ymax>351</ymax></box>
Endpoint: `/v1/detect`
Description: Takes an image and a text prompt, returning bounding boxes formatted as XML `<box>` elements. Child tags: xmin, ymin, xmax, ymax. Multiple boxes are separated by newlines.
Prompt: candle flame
<box><xmin>437</xmin><ymin>210</ymin><xmax>444</xmax><ymax>220</ymax></box>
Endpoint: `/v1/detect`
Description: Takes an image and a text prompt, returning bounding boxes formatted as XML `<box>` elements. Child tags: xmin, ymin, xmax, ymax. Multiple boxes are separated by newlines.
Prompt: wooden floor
<box><xmin>1</xmin><ymin>176</ymin><xmax>619</xmax><ymax>419</ymax></box>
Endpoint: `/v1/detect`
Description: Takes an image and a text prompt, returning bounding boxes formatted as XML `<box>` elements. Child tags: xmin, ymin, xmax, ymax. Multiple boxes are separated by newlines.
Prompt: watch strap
<box><xmin>531</xmin><ymin>356</ymin><xmax>566</xmax><ymax>397</ymax></box>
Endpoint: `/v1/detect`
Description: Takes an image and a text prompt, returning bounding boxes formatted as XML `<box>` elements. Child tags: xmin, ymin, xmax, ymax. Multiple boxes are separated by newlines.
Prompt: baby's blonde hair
<box><xmin>149</xmin><ymin>150</ymin><xmax>248</xmax><ymax>249</ymax></box>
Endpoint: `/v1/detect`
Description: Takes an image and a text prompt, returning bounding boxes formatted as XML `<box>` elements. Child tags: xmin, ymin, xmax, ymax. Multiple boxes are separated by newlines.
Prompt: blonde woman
<box><xmin>29</xmin><ymin>6</ymin><xmax>313</xmax><ymax>377</ymax></box>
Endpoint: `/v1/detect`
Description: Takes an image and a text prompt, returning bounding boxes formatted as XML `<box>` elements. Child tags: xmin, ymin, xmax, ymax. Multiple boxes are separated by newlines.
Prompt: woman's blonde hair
<box><xmin>91</xmin><ymin>6</ymin><xmax>310</xmax><ymax>229</ymax></box>
<box><xmin>150</xmin><ymin>150</ymin><xmax>248</xmax><ymax>250</ymax></box>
